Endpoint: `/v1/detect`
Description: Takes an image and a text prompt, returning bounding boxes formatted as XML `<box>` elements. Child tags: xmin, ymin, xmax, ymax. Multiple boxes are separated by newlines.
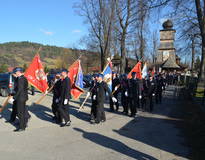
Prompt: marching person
<box><xmin>5</xmin><ymin>71</ymin><xmax>18</xmax><ymax>123</ymax></box>
<box><xmin>57</xmin><ymin>69</ymin><xmax>71</xmax><ymax>127</ymax></box>
<box><xmin>128</xmin><ymin>72</ymin><xmax>141</xmax><ymax>117</ymax></box>
<box><xmin>155</xmin><ymin>74</ymin><xmax>164</xmax><ymax>104</ymax></box>
<box><xmin>94</xmin><ymin>74</ymin><xmax>117</xmax><ymax>124</ymax></box>
<box><xmin>89</xmin><ymin>74</ymin><xmax>98</xmax><ymax>123</ymax></box>
<box><xmin>120</xmin><ymin>74</ymin><xmax>129</xmax><ymax>115</ymax></box>
<box><xmin>51</xmin><ymin>72</ymin><xmax>62</xmax><ymax>124</ymax></box>
<box><xmin>110</xmin><ymin>72</ymin><xmax>120</xmax><ymax>112</ymax></box>
<box><xmin>12</xmin><ymin>67</ymin><xmax>29</xmax><ymax>132</ymax></box>
<box><xmin>147</xmin><ymin>76</ymin><xmax>156</xmax><ymax>112</ymax></box>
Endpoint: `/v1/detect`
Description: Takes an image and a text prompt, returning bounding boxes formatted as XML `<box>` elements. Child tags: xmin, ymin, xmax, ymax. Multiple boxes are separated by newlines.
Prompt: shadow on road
<box><xmin>28</xmin><ymin>102</ymin><xmax>91</xmax><ymax>123</ymax></box>
<box><xmin>113</xmin><ymin>115</ymin><xmax>189</xmax><ymax>159</ymax></box>
<box><xmin>73</xmin><ymin>127</ymin><xmax>158</xmax><ymax>160</ymax></box>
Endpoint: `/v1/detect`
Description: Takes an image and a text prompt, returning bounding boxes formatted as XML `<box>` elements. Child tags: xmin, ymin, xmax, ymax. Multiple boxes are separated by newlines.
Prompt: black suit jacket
<box><xmin>13</xmin><ymin>75</ymin><xmax>28</xmax><ymax>102</ymax></box>
<box><xmin>59</xmin><ymin>77</ymin><xmax>71</xmax><ymax>105</ymax></box>
<box><xmin>96</xmin><ymin>81</ymin><xmax>112</xmax><ymax>104</ymax></box>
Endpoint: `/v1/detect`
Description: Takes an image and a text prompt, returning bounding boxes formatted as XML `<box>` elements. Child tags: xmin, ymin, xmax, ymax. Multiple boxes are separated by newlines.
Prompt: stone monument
<box><xmin>156</xmin><ymin>19</ymin><xmax>180</xmax><ymax>70</ymax></box>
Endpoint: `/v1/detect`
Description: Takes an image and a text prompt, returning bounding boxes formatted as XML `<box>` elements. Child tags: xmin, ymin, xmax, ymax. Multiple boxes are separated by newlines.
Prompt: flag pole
<box><xmin>0</xmin><ymin>95</ymin><xmax>12</xmax><ymax>113</ymax></box>
<box><xmin>35</xmin><ymin>85</ymin><xmax>54</xmax><ymax>104</ymax></box>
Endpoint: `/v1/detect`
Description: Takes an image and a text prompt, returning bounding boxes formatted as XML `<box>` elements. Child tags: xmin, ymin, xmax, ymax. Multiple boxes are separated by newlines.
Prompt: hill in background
<box><xmin>0</xmin><ymin>41</ymin><xmax>100</xmax><ymax>73</ymax></box>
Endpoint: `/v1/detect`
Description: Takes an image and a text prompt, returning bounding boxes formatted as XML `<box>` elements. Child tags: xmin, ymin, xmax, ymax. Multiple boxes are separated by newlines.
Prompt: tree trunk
<box><xmin>120</xmin><ymin>35</ymin><xmax>126</xmax><ymax>73</ymax></box>
<box><xmin>198</xmin><ymin>38</ymin><xmax>205</xmax><ymax>87</ymax></box>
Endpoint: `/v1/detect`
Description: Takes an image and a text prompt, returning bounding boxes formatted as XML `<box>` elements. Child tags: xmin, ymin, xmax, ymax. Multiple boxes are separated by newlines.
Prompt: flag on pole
<box><xmin>68</xmin><ymin>60</ymin><xmax>84</xmax><ymax>99</ymax></box>
<box><xmin>24</xmin><ymin>54</ymin><xmax>48</xmax><ymax>93</ymax></box>
<box><xmin>102</xmin><ymin>61</ymin><xmax>112</xmax><ymax>91</ymax></box>
<box><xmin>127</xmin><ymin>61</ymin><xmax>142</xmax><ymax>79</ymax></box>
<box><xmin>151</xmin><ymin>66</ymin><xmax>156</xmax><ymax>77</ymax></box>
<box><xmin>142</xmin><ymin>63</ymin><xmax>148</xmax><ymax>79</ymax></box>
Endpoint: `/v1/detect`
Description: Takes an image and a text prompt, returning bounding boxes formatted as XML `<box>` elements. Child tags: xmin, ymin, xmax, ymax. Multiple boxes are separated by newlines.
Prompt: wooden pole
<box><xmin>0</xmin><ymin>96</ymin><xmax>12</xmax><ymax>113</ymax></box>
<box><xmin>35</xmin><ymin>85</ymin><xmax>54</xmax><ymax>105</ymax></box>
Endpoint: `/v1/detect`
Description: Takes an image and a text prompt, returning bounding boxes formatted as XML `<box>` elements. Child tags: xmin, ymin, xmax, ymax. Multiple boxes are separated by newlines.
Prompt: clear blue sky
<box><xmin>0</xmin><ymin>0</ymin><xmax>86</xmax><ymax>48</ymax></box>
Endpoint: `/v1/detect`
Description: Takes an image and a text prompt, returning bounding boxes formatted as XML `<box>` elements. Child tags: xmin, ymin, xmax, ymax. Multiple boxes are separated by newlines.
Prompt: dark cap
<box><xmin>61</xmin><ymin>68</ymin><xmax>68</xmax><ymax>73</ymax></box>
<box><xmin>13</xmin><ymin>67</ymin><xmax>24</xmax><ymax>73</ymax></box>
<box><xmin>93</xmin><ymin>73</ymin><xmax>98</xmax><ymax>78</ymax></box>
<box><xmin>131</xmin><ymin>72</ymin><xmax>136</xmax><ymax>75</ymax></box>
<box><xmin>97</xmin><ymin>73</ymin><xmax>104</xmax><ymax>78</ymax></box>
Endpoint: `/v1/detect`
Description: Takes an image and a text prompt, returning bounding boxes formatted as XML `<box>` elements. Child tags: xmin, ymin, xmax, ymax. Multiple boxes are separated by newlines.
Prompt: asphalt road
<box><xmin>0</xmin><ymin>86</ymin><xmax>189</xmax><ymax>160</ymax></box>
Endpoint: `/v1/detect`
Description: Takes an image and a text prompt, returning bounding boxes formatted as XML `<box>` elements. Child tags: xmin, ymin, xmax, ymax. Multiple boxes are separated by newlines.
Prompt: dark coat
<box><xmin>128</xmin><ymin>78</ymin><xmax>141</xmax><ymax>98</ymax></box>
<box><xmin>53</xmin><ymin>79</ymin><xmax>61</xmax><ymax>100</ymax></box>
<box><xmin>13</xmin><ymin>75</ymin><xmax>28</xmax><ymax>102</ymax></box>
<box><xmin>59</xmin><ymin>77</ymin><xmax>71</xmax><ymax>105</ymax></box>
<box><xmin>96</xmin><ymin>81</ymin><xmax>112</xmax><ymax>104</ymax></box>
<box><xmin>112</xmin><ymin>77</ymin><xmax>120</xmax><ymax>95</ymax></box>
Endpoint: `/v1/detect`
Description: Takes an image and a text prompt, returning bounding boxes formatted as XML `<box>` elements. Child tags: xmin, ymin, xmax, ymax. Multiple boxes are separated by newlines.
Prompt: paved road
<box><xmin>0</xmin><ymin>86</ymin><xmax>189</xmax><ymax>160</ymax></box>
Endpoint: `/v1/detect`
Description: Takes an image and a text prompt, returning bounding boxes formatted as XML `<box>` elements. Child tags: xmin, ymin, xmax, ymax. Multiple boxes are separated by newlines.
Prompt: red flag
<box><xmin>127</xmin><ymin>61</ymin><xmax>142</xmax><ymax>79</ymax></box>
<box><xmin>152</xmin><ymin>67</ymin><xmax>156</xmax><ymax>77</ymax></box>
<box><xmin>68</xmin><ymin>60</ymin><xmax>84</xmax><ymax>99</ymax></box>
<box><xmin>24</xmin><ymin>54</ymin><xmax>48</xmax><ymax>93</ymax></box>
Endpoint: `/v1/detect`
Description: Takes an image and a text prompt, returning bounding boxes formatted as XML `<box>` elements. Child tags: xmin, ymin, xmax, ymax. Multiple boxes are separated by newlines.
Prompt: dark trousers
<box><xmin>96</xmin><ymin>103</ymin><xmax>106</xmax><ymax>123</ymax></box>
<box><xmin>110</xmin><ymin>94</ymin><xmax>119</xmax><ymax>111</ymax></box>
<box><xmin>90</xmin><ymin>100</ymin><xmax>97</xmax><ymax>120</ymax></box>
<box><xmin>156</xmin><ymin>91</ymin><xmax>162</xmax><ymax>104</ymax></box>
<box><xmin>121</xmin><ymin>94</ymin><xmax>128</xmax><ymax>114</ymax></box>
<box><xmin>129</xmin><ymin>97</ymin><xmax>137</xmax><ymax>116</ymax></box>
<box><xmin>51</xmin><ymin>100</ymin><xmax>61</xmax><ymax>123</ymax></box>
<box><xmin>149</xmin><ymin>95</ymin><xmax>154</xmax><ymax>112</ymax></box>
<box><xmin>10</xmin><ymin>100</ymin><xmax>17</xmax><ymax>122</ymax></box>
<box><xmin>58</xmin><ymin>103</ymin><xmax>70</xmax><ymax>123</ymax></box>
<box><xmin>140</xmin><ymin>97</ymin><xmax>146</xmax><ymax>111</ymax></box>
<box><xmin>16</xmin><ymin>100</ymin><xmax>26</xmax><ymax>129</ymax></box>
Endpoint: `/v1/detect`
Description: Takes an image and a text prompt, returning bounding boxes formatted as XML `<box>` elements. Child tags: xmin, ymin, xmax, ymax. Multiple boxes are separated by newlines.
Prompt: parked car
<box><xmin>0</xmin><ymin>73</ymin><xmax>12</xmax><ymax>97</ymax></box>
<box><xmin>83</xmin><ymin>74</ymin><xmax>93</xmax><ymax>88</ymax></box>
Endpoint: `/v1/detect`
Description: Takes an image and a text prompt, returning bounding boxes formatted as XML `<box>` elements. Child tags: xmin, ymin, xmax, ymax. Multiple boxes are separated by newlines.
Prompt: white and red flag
<box><xmin>24</xmin><ymin>54</ymin><xmax>48</xmax><ymax>93</ymax></box>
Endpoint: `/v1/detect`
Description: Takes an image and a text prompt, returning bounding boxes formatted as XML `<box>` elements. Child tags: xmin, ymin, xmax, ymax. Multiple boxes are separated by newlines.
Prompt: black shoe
<box><xmin>5</xmin><ymin>120</ymin><xmax>14</xmax><ymax>123</ymax></box>
<box><xmin>52</xmin><ymin>116</ymin><xmax>57</xmax><ymax>120</ymax></box>
<box><xmin>14</xmin><ymin>128</ymin><xmax>25</xmax><ymax>132</ymax></box>
<box><xmin>60</xmin><ymin>121</ymin><xmax>71</xmax><ymax>127</ymax></box>
<box><xmin>95</xmin><ymin>121</ymin><xmax>100</xmax><ymax>124</ymax></box>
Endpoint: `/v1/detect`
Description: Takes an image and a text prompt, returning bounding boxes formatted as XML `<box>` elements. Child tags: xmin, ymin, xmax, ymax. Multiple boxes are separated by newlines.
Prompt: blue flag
<box><xmin>102</xmin><ymin>63</ymin><xmax>112</xmax><ymax>91</ymax></box>
<box><xmin>75</xmin><ymin>63</ymin><xmax>84</xmax><ymax>90</ymax></box>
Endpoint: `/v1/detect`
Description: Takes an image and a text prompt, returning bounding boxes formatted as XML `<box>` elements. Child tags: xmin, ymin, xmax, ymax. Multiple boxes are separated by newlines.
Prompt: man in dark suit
<box><xmin>110</xmin><ymin>72</ymin><xmax>120</xmax><ymax>112</ymax></box>
<box><xmin>13</xmin><ymin>67</ymin><xmax>29</xmax><ymax>132</ymax></box>
<box><xmin>89</xmin><ymin>74</ymin><xmax>98</xmax><ymax>123</ymax></box>
<box><xmin>57</xmin><ymin>69</ymin><xmax>71</xmax><ymax>127</ymax></box>
<box><xmin>128</xmin><ymin>72</ymin><xmax>141</xmax><ymax>117</ymax></box>
<box><xmin>5</xmin><ymin>72</ymin><xmax>18</xmax><ymax>123</ymax></box>
<box><xmin>94</xmin><ymin>74</ymin><xmax>117</xmax><ymax>124</ymax></box>
<box><xmin>51</xmin><ymin>72</ymin><xmax>62</xmax><ymax>123</ymax></box>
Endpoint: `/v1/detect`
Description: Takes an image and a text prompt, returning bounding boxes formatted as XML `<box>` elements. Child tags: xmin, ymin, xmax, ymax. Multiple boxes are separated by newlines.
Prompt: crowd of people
<box><xmin>88</xmin><ymin>71</ymin><xmax>168</xmax><ymax>124</ymax></box>
<box><xmin>4</xmin><ymin>66</ymin><xmax>176</xmax><ymax>132</ymax></box>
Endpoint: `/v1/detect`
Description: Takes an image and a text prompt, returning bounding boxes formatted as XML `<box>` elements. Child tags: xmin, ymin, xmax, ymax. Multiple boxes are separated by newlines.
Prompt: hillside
<box><xmin>0</xmin><ymin>41</ymin><xmax>100</xmax><ymax>73</ymax></box>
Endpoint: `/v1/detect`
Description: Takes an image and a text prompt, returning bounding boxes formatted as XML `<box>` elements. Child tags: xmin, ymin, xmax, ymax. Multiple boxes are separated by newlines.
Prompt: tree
<box><xmin>0</xmin><ymin>64</ymin><xmax>8</xmax><ymax>73</ymax></box>
<box><xmin>75</xmin><ymin>0</ymin><xmax>116</xmax><ymax>71</ymax></box>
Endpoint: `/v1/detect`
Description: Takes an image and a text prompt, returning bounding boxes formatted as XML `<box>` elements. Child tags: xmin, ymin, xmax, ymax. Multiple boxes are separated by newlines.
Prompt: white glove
<box><xmin>139</xmin><ymin>95</ymin><xmax>142</xmax><ymax>99</ymax></box>
<box><xmin>112</xmin><ymin>97</ymin><xmax>117</xmax><ymax>103</ymax></box>
<box><xmin>9</xmin><ymin>97</ymin><xmax>14</xmax><ymax>104</ymax></box>
<box><xmin>55</xmin><ymin>98</ymin><xmax>59</xmax><ymax>103</ymax></box>
<box><xmin>87</xmin><ymin>92</ymin><xmax>91</xmax><ymax>97</ymax></box>
<box><xmin>152</xmin><ymin>93</ymin><xmax>155</xmax><ymax>96</ymax></box>
<box><xmin>93</xmin><ymin>95</ymin><xmax>96</xmax><ymax>100</ymax></box>
<box><xmin>45</xmin><ymin>90</ymin><xmax>48</xmax><ymax>95</ymax></box>
<box><xmin>114</xmin><ymin>86</ymin><xmax>118</xmax><ymax>91</ymax></box>
<box><xmin>64</xmin><ymin>99</ymin><xmax>68</xmax><ymax>105</ymax></box>
<box><xmin>125</xmin><ymin>91</ymin><xmax>128</xmax><ymax>97</ymax></box>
